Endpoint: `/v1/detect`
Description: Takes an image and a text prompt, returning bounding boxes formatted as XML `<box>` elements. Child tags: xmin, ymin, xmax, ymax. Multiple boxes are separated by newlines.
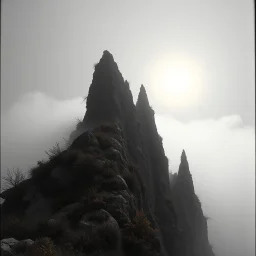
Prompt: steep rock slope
<box><xmin>170</xmin><ymin>150</ymin><xmax>215</xmax><ymax>256</ymax></box>
<box><xmin>1</xmin><ymin>51</ymin><xmax>214</xmax><ymax>256</ymax></box>
<box><xmin>136</xmin><ymin>85</ymin><xmax>179</xmax><ymax>255</ymax></box>
<box><xmin>1</xmin><ymin>122</ymin><xmax>162</xmax><ymax>256</ymax></box>
<box><xmin>70</xmin><ymin>50</ymin><xmax>176</xmax><ymax>255</ymax></box>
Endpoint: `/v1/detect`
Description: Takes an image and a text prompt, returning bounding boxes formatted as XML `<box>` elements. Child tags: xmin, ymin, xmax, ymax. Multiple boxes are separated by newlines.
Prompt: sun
<box><xmin>149</xmin><ymin>57</ymin><xmax>203</xmax><ymax>108</ymax></box>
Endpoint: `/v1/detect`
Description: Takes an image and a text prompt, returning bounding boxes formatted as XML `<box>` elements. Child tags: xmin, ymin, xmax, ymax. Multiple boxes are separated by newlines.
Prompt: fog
<box><xmin>1</xmin><ymin>1</ymin><xmax>254</xmax><ymax>255</ymax></box>
<box><xmin>156</xmin><ymin>114</ymin><xmax>255</xmax><ymax>256</ymax></box>
<box><xmin>1</xmin><ymin>92</ymin><xmax>254</xmax><ymax>256</ymax></box>
<box><xmin>1</xmin><ymin>92</ymin><xmax>84</xmax><ymax>175</ymax></box>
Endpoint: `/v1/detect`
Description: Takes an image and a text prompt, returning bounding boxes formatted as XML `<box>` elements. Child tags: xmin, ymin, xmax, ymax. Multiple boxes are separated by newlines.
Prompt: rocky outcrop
<box><xmin>1</xmin><ymin>238</ymin><xmax>34</xmax><ymax>256</ymax></box>
<box><xmin>170</xmin><ymin>150</ymin><xmax>215</xmax><ymax>256</ymax></box>
<box><xmin>1</xmin><ymin>124</ymin><xmax>161</xmax><ymax>255</ymax></box>
<box><xmin>1</xmin><ymin>50</ymin><xmax>214</xmax><ymax>256</ymax></box>
<box><xmin>136</xmin><ymin>85</ymin><xmax>179</xmax><ymax>255</ymax></box>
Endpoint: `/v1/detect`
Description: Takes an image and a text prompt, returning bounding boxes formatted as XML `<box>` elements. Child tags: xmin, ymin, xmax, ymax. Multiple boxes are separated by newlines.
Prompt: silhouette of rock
<box><xmin>136</xmin><ymin>84</ymin><xmax>179</xmax><ymax>256</ymax></box>
<box><xmin>170</xmin><ymin>150</ymin><xmax>214</xmax><ymax>256</ymax></box>
<box><xmin>0</xmin><ymin>51</ymin><xmax>214</xmax><ymax>256</ymax></box>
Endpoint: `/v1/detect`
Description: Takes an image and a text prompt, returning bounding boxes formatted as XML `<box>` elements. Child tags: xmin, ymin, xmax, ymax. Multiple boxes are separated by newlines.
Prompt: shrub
<box><xmin>26</xmin><ymin>237</ymin><xmax>57</xmax><ymax>256</ymax></box>
<box><xmin>125</xmin><ymin>211</ymin><xmax>155</xmax><ymax>238</ymax></box>
<box><xmin>45</xmin><ymin>143</ymin><xmax>62</xmax><ymax>160</ymax></box>
<box><xmin>122</xmin><ymin>211</ymin><xmax>160</xmax><ymax>256</ymax></box>
<box><xmin>2</xmin><ymin>168</ymin><xmax>26</xmax><ymax>190</ymax></box>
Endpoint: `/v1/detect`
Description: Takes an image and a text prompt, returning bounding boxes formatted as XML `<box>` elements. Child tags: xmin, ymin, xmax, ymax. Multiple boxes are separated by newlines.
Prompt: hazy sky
<box><xmin>1</xmin><ymin>0</ymin><xmax>254</xmax><ymax>125</ymax></box>
<box><xmin>1</xmin><ymin>1</ymin><xmax>255</xmax><ymax>256</ymax></box>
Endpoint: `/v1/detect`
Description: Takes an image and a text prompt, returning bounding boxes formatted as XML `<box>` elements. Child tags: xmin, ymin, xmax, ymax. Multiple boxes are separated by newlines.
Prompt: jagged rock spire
<box><xmin>83</xmin><ymin>50</ymin><xmax>125</xmax><ymax>126</ymax></box>
<box><xmin>96</xmin><ymin>50</ymin><xmax>116</xmax><ymax>67</ymax></box>
<box><xmin>179</xmin><ymin>149</ymin><xmax>189</xmax><ymax>171</ymax></box>
<box><xmin>102</xmin><ymin>50</ymin><xmax>114</xmax><ymax>59</ymax></box>
<box><xmin>137</xmin><ymin>84</ymin><xmax>150</xmax><ymax>108</ymax></box>
<box><xmin>180</xmin><ymin>149</ymin><xmax>188</xmax><ymax>167</ymax></box>
<box><xmin>177</xmin><ymin>149</ymin><xmax>195</xmax><ymax>193</ymax></box>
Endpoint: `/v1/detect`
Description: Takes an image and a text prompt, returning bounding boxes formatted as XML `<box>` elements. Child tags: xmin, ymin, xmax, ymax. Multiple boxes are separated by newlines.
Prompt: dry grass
<box><xmin>26</xmin><ymin>237</ymin><xmax>57</xmax><ymax>256</ymax></box>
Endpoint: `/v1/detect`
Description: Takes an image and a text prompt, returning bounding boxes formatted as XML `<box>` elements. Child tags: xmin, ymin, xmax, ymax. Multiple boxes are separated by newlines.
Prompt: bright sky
<box><xmin>1</xmin><ymin>0</ymin><xmax>254</xmax><ymax>125</ymax></box>
<box><xmin>1</xmin><ymin>1</ymin><xmax>255</xmax><ymax>256</ymax></box>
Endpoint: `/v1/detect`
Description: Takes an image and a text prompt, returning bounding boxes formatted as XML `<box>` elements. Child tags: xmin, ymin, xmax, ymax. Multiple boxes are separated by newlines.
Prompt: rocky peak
<box><xmin>179</xmin><ymin>150</ymin><xmax>189</xmax><ymax>174</ymax></box>
<box><xmin>1</xmin><ymin>51</ymin><xmax>215</xmax><ymax>256</ymax></box>
<box><xmin>94</xmin><ymin>50</ymin><xmax>119</xmax><ymax>73</ymax></box>
<box><xmin>136</xmin><ymin>84</ymin><xmax>154</xmax><ymax>116</ymax></box>
<box><xmin>137</xmin><ymin>84</ymin><xmax>149</xmax><ymax>107</ymax></box>
<box><xmin>83</xmin><ymin>50</ymin><xmax>125</xmax><ymax>128</ymax></box>
<box><xmin>170</xmin><ymin>150</ymin><xmax>214</xmax><ymax>256</ymax></box>
<box><xmin>177</xmin><ymin>150</ymin><xmax>195</xmax><ymax>194</ymax></box>
<box><xmin>136</xmin><ymin>84</ymin><xmax>177</xmax><ymax>255</ymax></box>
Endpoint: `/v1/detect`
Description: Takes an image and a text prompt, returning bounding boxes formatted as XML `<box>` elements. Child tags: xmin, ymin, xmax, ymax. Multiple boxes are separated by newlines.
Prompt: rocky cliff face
<box><xmin>1</xmin><ymin>51</ymin><xmax>214</xmax><ymax>256</ymax></box>
<box><xmin>170</xmin><ymin>151</ymin><xmax>215</xmax><ymax>256</ymax></box>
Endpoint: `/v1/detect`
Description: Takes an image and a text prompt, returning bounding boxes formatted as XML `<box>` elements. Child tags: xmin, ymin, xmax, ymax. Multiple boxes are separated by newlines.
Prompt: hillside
<box><xmin>1</xmin><ymin>51</ymin><xmax>214</xmax><ymax>256</ymax></box>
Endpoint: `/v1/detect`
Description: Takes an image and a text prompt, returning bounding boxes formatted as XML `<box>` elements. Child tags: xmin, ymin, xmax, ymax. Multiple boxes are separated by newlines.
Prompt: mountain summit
<box><xmin>1</xmin><ymin>51</ymin><xmax>214</xmax><ymax>256</ymax></box>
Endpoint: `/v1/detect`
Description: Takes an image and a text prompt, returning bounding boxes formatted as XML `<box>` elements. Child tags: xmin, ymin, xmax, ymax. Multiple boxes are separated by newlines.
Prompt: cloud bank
<box><xmin>1</xmin><ymin>92</ymin><xmax>254</xmax><ymax>256</ymax></box>
<box><xmin>1</xmin><ymin>92</ymin><xmax>85</xmax><ymax>174</ymax></box>
<box><xmin>155</xmin><ymin>114</ymin><xmax>255</xmax><ymax>256</ymax></box>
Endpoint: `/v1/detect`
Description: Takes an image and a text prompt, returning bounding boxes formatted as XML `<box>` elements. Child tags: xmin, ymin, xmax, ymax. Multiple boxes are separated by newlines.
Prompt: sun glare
<box><xmin>150</xmin><ymin>57</ymin><xmax>203</xmax><ymax>109</ymax></box>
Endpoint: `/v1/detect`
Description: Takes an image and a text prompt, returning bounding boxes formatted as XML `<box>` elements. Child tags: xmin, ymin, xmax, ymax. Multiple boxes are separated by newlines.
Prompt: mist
<box><xmin>1</xmin><ymin>91</ymin><xmax>254</xmax><ymax>256</ymax></box>
<box><xmin>155</xmin><ymin>114</ymin><xmax>255</xmax><ymax>256</ymax></box>
<box><xmin>1</xmin><ymin>92</ymin><xmax>84</xmax><ymax>176</ymax></box>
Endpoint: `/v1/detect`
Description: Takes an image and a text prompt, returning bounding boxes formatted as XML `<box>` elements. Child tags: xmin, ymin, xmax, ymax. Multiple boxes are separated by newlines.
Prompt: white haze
<box><xmin>1</xmin><ymin>92</ymin><xmax>84</xmax><ymax>176</ymax></box>
<box><xmin>1</xmin><ymin>92</ymin><xmax>255</xmax><ymax>256</ymax></box>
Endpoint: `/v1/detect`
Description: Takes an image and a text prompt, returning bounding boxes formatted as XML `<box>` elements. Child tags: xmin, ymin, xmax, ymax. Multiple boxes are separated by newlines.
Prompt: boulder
<box><xmin>78</xmin><ymin>209</ymin><xmax>121</xmax><ymax>253</ymax></box>
<box><xmin>1</xmin><ymin>238</ymin><xmax>19</xmax><ymax>256</ymax></box>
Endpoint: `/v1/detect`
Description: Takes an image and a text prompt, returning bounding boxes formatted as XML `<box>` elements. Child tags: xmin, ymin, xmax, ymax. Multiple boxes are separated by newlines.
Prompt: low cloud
<box><xmin>1</xmin><ymin>92</ymin><xmax>254</xmax><ymax>256</ymax></box>
<box><xmin>155</xmin><ymin>114</ymin><xmax>255</xmax><ymax>256</ymax></box>
<box><xmin>1</xmin><ymin>92</ymin><xmax>85</xmax><ymax>174</ymax></box>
